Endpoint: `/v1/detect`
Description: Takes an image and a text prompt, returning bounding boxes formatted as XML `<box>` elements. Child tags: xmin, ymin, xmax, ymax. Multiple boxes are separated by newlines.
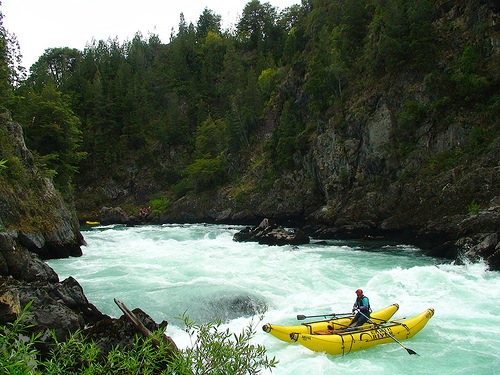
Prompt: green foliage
<box><xmin>28</xmin><ymin>47</ymin><xmax>81</xmax><ymax>89</ymax></box>
<box><xmin>197</xmin><ymin>8</ymin><xmax>222</xmax><ymax>40</ymax></box>
<box><xmin>0</xmin><ymin>9</ymin><xmax>10</xmax><ymax>101</ymax></box>
<box><xmin>186</xmin><ymin>154</ymin><xmax>227</xmax><ymax>192</ymax></box>
<box><xmin>362</xmin><ymin>0</ymin><xmax>436</xmax><ymax>75</ymax></box>
<box><xmin>194</xmin><ymin>116</ymin><xmax>228</xmax><ymax>158</ymax></box>
<box><xmin>237</xmin><ymin>0</ymin><xmax>280</xmax><ymax>53</ymax></box>
<box><xmin>1</xmin><ymin>0</ymin><xmax>497</xmax><ymax>208</ymax></box>
<box><xmin>0</xmin><ymin>158</ymin><xmax>7</xmax><ymax>172</ymax></box>
<box><xmin>148</xmin><ymin>196</ymin><xmax>172</xmax><ymax>214</ymax></box>
<box><xmin>399</xmin><ymin>100</ymin><xmax>427</xmax><ymax>130</ymax></box>
<box><xmin>266</xmin><ymin>98</ymin><xmax>309</xmax><ymax>170</ymax></box>
<box><xmin>419</xmin><ymin>150</ymin><xmax>460</xmax><ymax>176</ymax></box>
<box><xmin>258</xmin><ymin>67</ymin><xmax>278</xmax><ymax>98</ymax></box>
<box><xmin>37</xmin><ymin>330</ymin><xmax>178</xmax><ymax>374</ymax></box>
<box><xmin>0</xmin><ymin>307</ymin><xmax>39</xmax><ymax>374</ymax></box>
<box><xmin>1</xmin><ymin>306</ymin><xmax>277</xmax><ymax>375</ymax></box>
<box><xmin>175</xmin><ymin>313</ymin><xmax>278</xmax><ymax>375</ymax></box>
<box><xmin>467</xmin><ymin>200</ymin><xmax>480</xmax><ymax>215</ymax></box>
<box><xmin>16</xmin><ymin>84</ymin><xmax>85</xmax><ymax>196</ymax></box>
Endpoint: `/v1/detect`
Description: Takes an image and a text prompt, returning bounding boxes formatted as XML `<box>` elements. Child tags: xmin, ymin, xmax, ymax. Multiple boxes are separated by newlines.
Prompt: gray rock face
<box><xmin>0</xmin><ymin>232</ymin><xmax>58</xmax><ymax>282</ymax></box>
<box><xmin>233</xmin><ymin>218</ymin><xmax>310</xmax><ymax>245</ymax></box>
<box><xmin>0</xmin><ymin>232</ymin><xmax>104</xmax><ymax>336</ymax></box>
<box><xmin>0</xmin><ymin>113</ymin><xmax>83</xmax><ymax>260</ymax></box>
<box><xmin>0</xmin><ymin>112</ymin><xmax>97</xmax><ymax>349</ymax></box>
<box><xmin>100</xmin><ymin>206</ymin><xmax>131</xmax><ymax>224</ymax></box>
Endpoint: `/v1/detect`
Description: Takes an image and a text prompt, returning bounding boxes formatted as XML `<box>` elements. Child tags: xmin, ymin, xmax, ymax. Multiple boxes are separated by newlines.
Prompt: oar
<box><xmin>297</xmin><ymin>312</ymin><xmax>353</xmax><ymax>320</ymax></box>
<box><xmin>358</xmin><ymin>311</ymin><xmax>419</xmax><ymax>355</ymax></box>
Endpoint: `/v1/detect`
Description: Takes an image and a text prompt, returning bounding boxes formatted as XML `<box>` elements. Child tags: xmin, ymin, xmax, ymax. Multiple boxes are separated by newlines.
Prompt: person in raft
<box><xmin>348</xmin><ymin>289</ymin><xmax>371</xmax><ymax>328</ymax></box>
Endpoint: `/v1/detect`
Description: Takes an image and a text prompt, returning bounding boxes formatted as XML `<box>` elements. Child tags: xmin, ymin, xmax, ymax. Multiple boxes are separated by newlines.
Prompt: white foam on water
<box><xmin>48</xmin><ymin>224</ymin><xmax>500</xmax><ymax>374</ymax></box>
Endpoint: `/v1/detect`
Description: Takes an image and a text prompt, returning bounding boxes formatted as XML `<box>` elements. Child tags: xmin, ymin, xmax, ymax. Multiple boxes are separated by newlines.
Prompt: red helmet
<box><xmin>356</xmin><ymin>289</ymin><xmax>363</xmax><ymax>296</ymax></box>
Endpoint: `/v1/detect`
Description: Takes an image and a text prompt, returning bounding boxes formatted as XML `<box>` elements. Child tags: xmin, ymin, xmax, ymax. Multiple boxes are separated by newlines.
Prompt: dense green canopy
<box><xmin>1</xmin><ymin>0</ymin><xmax>499</xmax><ymax>209</ymax></box>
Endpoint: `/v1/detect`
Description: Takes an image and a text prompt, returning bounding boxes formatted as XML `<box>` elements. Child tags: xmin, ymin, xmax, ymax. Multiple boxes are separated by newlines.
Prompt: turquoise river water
<box><xmin>47</xmin><ymin>224</ymin><xmax>500</xmax><ymax>375</ymax></box>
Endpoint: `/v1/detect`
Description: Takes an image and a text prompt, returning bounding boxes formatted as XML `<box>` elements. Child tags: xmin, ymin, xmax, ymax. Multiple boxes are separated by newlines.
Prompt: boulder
<box><xmin>0</xmin><ymin>289</ymin><xmax>21</xmax><ymax>324</ymax></box>
<box><xmin>455</xmin><ymin>232</ymin><xmax>500</xmax><ymax>270</ymax></box>
<box><xmin>83</xmin><ymin>307</ymin><xmax>168</xmax><ymax>357</ymax></box>
<box><xmin>233</xmin><ymin>218</ymin><xmax>310</xmax><ymax>245</ymax></box>
<box><xmin>0</xmin><ymin>232</ymin><xmax>58</xmax><ymax>282</ymax></box>
<box><xmin>0</xmin><ymin>234</ymin><xmax>106</xmax><ymax>346</ymax></box>
<box><xmin>100</xmin><ymin>206</ymin><xmax>130</xmax><ymax>224</ymax></box>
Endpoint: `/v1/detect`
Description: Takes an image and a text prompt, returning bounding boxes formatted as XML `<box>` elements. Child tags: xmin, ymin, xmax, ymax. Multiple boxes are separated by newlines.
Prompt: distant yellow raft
<box><xmin>85</xmin><ymin>221</ymin><xmax>100</xmax><ymax>225</ymax></box>
<box><xmin>262</xmin><ymin>304</ymin><xmax>399</xmax><ymax>344</ymax></box>
<box><xmin>290</xmin><ymin>308</ymin><xmax>434</xmax><ymax>356</ymax></box>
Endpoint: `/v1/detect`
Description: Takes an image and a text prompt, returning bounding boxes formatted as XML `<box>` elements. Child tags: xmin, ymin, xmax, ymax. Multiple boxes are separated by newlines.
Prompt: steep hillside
<box><xmin>8</xmin><ymin>0</ymin><xmax>500</xmax><ymax>268</ymax></box>
<box><xmin>0</xmin><ymin>110</ymin><xmax>83</xmax><ymax>259</ymax></box>
<box><xmin>162</xmin><ymin>0</ymin><xmax>500</xmax><ymax>267</ymax></box>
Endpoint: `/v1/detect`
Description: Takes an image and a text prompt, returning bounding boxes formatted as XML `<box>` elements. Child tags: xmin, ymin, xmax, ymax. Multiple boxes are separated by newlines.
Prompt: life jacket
<box><xmin>355</xmin><ymin>296</ymin><xmax>371</xmax><ymax>312</ymax></box>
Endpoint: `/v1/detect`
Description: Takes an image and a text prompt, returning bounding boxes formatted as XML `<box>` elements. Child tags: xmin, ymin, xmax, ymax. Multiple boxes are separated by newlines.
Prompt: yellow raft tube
<box><xmin>290</xmin><ymin>308</ymin><xmax>434</xmax><ymax>356</ymax></box>
<box><xmin>262</xmin><ymin>303</ymin><xmax>399</xmax><ymax>344</ymax></box>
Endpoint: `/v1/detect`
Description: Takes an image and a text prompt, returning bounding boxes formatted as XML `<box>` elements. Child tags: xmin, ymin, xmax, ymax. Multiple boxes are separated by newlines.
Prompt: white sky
<box><xmin>2</xmin><ymin>0</ymin><xmax>300</xmax><ymax>69</ymax></box>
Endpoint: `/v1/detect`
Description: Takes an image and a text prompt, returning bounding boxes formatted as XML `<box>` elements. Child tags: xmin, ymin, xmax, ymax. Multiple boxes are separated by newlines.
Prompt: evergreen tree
<box><xmin>21</xmin><ymin>85</ymin><xmax>85</xmax><ymax>195</ymax></box>
<box><xmin>0</xmin><ymin>6</ymin><xmax>9</xmax><ymax>103</ymax></box>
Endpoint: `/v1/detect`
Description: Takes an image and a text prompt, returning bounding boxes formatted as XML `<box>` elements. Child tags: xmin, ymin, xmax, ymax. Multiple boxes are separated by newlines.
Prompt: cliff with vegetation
<box><xmin>0</xmin><ymin>111</ymin><xmax>83</xmax><ymax>259</ymax></box>
<box><xmin>2</xmin><ymin>0</ymin><xmax>500</xmax><ymax>268</ymax></box>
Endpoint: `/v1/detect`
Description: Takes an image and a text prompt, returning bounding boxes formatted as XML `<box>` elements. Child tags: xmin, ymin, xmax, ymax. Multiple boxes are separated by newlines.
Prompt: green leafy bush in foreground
<box><xmin>0</xmin><ymin>309</ymin><xmax>278</xmax><ymax>374</ymax></box>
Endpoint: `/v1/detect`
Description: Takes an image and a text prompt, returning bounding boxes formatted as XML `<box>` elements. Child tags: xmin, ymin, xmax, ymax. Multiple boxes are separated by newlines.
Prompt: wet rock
<box><xmin>0</xmin><ymin>289</ymin><xmax>21</xmax><ymax>324</ymax></box>
<box><xmin>233</xmin><ymin>218</ymin><xmax>310</xmax><ymax>245</ymax></box>
<box><xmin>456</xmin><ymin>233</ymin><xmax>500</xmax><ymax>270</ymax></box>
<box><xmin>0</xmin><ymin>232</ymin><xmax>58</xmax><ymax>282</ymax></box>
<box><xmin>0</xmin><ymin>233</ymin><xmax>107</xmax><ymax>347</ymax></box>
<box><xmin>82</xmin><ymin>307</ymin><xmax>165</xmax><ymax>357</ymax></box>
<box><xmin>207</xmin><ymin>294</ymin><xmax>266</xmax><ymax>322</ymax></box>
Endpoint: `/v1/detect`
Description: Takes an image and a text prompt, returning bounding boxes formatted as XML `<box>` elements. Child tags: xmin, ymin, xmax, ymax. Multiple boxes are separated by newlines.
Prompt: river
<box><xmin>47</xmin><ymin>224</ymin><xmax>500</xmax><ymax>374</ymax></box>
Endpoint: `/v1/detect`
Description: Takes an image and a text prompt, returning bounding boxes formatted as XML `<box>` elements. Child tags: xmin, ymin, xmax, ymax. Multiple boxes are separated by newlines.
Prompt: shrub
<box><xmin>148</xmin><ymin>196</ymin><xmax>172</xmax><ymax>214</ymax></box>
<box><xmin>173</xmin><ymin>313</ymin><xmax>278</xmax><ymax>375</ymax></box>
<box><xmin>1</xmin><ymin>306</ymin><xmax>278</xmax><ymax>374</ymax></box>
<box><xmin>186</xmin><ymin>154</ymin><xmax>227</xmax><ymax>192</ymax></box>
<box><xmin>0</xmin><ymin>301</ymin><xmax>39</xmax><ymax>374</ymax></box>
<box><xmin>467</xmin><ymin>200</ymin><xmax>480</xmax><ymax>215</ymax></box>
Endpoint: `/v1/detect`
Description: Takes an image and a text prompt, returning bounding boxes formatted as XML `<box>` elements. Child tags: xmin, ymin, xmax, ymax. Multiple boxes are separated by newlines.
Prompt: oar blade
<box><xmin>296</xmin><ymin>315</ymin><xmax>307</xmax><ymax>320</ymax></box>
<box><xmin>406</xmin><ymin>348</ymin><xmax>419</xmax><ymax>356</ymax></box>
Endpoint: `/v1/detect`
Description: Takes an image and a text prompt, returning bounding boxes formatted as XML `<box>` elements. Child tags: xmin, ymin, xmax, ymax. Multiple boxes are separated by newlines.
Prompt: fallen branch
<box><xmin>114</xmin><ymin>298</ymin><xmax>179</xmax><ymax>352</ymax></box>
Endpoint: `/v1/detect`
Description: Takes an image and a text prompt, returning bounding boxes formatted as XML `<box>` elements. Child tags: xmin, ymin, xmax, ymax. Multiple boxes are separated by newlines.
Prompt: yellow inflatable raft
<box><xmin>262</xmin><ymin>304</ymin><xmax>399</xmax><ymax>343</ymax></box>
<box><xmin>290</xmin><ymin>308</ymin><xmax>434</xmax><ymax>356</ymax></box>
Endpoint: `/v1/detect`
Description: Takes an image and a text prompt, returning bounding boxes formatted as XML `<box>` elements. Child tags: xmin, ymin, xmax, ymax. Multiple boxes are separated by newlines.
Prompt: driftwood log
<box><xmin>114</xmin><ymin>298</ymin><xmax>179</xmax><ymax>352</ymax></box>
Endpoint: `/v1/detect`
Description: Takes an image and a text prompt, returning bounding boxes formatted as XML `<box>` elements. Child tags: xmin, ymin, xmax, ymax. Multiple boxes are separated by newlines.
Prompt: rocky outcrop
<box><xmin>0</xmin><ymin>111</ymin><xmax>98</xmax><ymax>352</ymax></box>
<box><xmin>100</xmin><ymin>206</ymin><xmax>132</xmax><ymax>224</ymax></box>
<box><xmin>0</xmin><ymin>230</ymin><xmax>180</xmax><ymax>361</ymax></box>
<box><xmin>83</xmin><ymin>304</ymin><xmax>171</xmax><ymax>358</ymax></box>
<box><xmin>454</xmin><ymin>232</ymin><xmax>500</xmax><ymax>267</ymax></box>
<box><xmin>234</xmin><ymin>218</ymin><xmax>310</xmax><ymax>245</ymax></box>
<box><xmin>0</xmin><ymin>113</ymin><xmax>83</xmax><ymax>260</ymax></box>
<box><xmin>0</xmin><ymin>232</ymin><xmax>105</xmax><ymax>344</ymax></box>
<box><xmin>161</xmin><ymin>168</ymin><xmax>324</xmax><ymax>225</ymax></box>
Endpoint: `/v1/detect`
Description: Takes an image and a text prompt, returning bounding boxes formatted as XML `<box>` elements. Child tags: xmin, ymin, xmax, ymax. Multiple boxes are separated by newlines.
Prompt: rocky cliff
<box><xmin>0</xmin><ymin>111</ymin><xmax>83</xmax><ymax>259</ymax></box>
<box><xmin>159</xmin><ymin>1</ymin><xmax>500</xmax><ymax>269</ymax></box>
<box><xmin>0</xmin><ymin>110</ymin><xmax>104</xmax><ymax>345</ymax></box>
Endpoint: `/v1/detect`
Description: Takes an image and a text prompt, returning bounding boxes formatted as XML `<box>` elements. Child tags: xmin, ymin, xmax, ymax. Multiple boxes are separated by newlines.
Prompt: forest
<box><xmin>1</xmin><ymin>0</ymin><xmax>499</xmax><ymax>223</ymax></box>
